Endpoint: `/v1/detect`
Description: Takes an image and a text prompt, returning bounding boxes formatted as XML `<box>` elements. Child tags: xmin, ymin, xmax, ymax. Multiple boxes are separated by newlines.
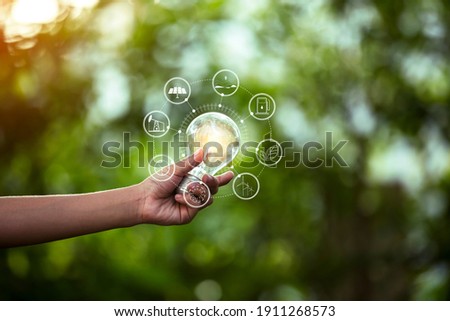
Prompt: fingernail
<box><xmin>193</xmin><ymin>149</ymin><xmax>203</xmax><ymax>163</ymax></box>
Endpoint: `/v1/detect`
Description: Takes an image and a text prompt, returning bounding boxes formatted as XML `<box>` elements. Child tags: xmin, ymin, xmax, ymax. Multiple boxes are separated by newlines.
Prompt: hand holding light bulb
<box><xmin>139</xmin><ymin>148</ymin><xmax>234</xmax><ymax>225</ymax></box>
<box><xmin>177</xmin><ymin>112</ymin><xmax>241</xmax><ymax>206</ymax></box>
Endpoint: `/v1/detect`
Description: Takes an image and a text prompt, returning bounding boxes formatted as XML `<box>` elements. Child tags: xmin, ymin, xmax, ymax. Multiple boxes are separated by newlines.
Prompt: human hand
<box><xmin>137</xmin><ymin>150</ymin><xmax>234</xmax><ymax>225</ymax></box>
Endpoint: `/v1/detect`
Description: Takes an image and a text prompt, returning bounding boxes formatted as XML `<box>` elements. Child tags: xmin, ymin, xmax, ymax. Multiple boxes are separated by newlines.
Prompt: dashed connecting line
<box><xmin>267</xmin><ymin>119</ymin><xmax>273</xmax><ymax>139</ymax></box>
<box><xmin>190</xmin><ymin>78</ymin><xmax>212</xmax><ymax>85</ymax></box>
<box><xmin>143</xmin><ymin>69</ymin><xmax>282</xmax><ymax>204</ymax></box>
<box><xmin>159</xmin><ymin>100</ymin><xmax>169</xmax><ymax>112</ymax></box>
<box><xmin>238</xmin><ymin>84</ymin><xmax>254</xmax><ymax>96</ymax></box>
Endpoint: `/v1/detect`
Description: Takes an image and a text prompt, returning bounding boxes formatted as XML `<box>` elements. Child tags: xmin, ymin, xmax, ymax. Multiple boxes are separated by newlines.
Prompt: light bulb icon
<box><xmin>178</xmin><ymin>112</ymin><xmax>241</xmax><ymax>205</ymax></box>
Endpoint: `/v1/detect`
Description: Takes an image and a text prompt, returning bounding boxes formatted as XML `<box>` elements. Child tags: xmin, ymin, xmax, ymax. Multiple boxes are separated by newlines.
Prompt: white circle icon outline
<box><xmin>256</xmin><ymin>138</ymin><xmax>283</xmax><ymax>167</ymax></box>
<box><xmin>143</xmin><ymin>110</ymin><xmax>170</xmax><ymax>138</ymax></box>
<box><xmin>148</xmin><ymin>155</ymin><xmax>175</xmax><ymax>182</ymax></box>
<box><xmin>212</xmin><ymin>69</ymin><xmax>240</xmax><ymax>97</ymax></box>
<box><xmin>164</xmin><ymin>77</ymin><xmax>191</xmax><ymax>105</ymax></box>
<box><xmin>248</xmin><ymin>93</ymin><xmax>276</xmax><ymax>120</ymax></box>
<box><xmin>182</xmin><ymin>180</ymin><xmax>211</xmax><ymax>208</ymax></box>
<box><xmin>232</xmin><ymin>172</ymin><xmax>260</xmax><ymax>200</ymax></box>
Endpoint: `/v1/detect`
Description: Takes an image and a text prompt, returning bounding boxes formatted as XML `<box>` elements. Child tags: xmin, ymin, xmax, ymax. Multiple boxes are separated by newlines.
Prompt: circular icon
<box><xmin>164</xmin><ymin>77</ymin><xmax>191</xmax><ymax>104</ymax></box>
<box><xmin>212</xmin><ymin>69</ymin><xmax>239</xmax><ymax>96</ymax></box>
<box><xmin>248</xmin><ymin>93</ymin><xmax>276</xmax><ymax>120</ymax></box>
<box><xmin>183</xmin><ymin>180</ymin><xmax>211</xmax><ymax>208</ymax></box>
<box><xmin>148</xmin><ymin>155</ymin><xmax>175</xmax><ymax>182</ymax></box>
<box><xmin>232</xmin><ymin>173</ymin><xmax>260</xmax><ymax>200</ymax></box>
<box><xmin>256</xmin><ymin>139</ymin><xmax>283</xmax><ymax>167</ymax></box>
<box><xmin>143</xmin><ymin>111</ymin><xmax>170</xmax><ymax>137</ymax></box>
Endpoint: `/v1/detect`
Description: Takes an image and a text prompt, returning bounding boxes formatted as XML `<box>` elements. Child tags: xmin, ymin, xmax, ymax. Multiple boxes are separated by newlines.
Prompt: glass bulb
<box><xmin>178</xmin><ymin>112</ymin><xmax>240</xmax><ymax>195</ymax></box>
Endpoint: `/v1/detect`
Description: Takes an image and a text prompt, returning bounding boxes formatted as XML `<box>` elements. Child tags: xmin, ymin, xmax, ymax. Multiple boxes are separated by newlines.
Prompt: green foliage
<box><xmin>0</xmin><ymin>0</ymin><xmax>449</xmax><ymax>300</ymax></box>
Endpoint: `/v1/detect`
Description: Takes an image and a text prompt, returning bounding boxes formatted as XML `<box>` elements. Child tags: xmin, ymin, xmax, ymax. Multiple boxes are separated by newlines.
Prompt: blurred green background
<box><xmin>1</xmin><ymin>0</ymin><xmax>449</xmax><ymax>300</ymax></box>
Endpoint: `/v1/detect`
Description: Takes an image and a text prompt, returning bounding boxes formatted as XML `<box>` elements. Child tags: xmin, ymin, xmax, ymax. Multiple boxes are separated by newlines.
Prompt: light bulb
<box><xmin>178</xmin><ymin>112</ymin><xmax>240</xmax><ymax>199</ymax></box>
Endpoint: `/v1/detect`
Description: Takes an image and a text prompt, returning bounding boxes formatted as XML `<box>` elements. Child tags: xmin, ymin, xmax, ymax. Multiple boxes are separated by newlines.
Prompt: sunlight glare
<box><xmin>62</xmin><ymin>0</ymin><xmax>99</xmax><ymax>8</ymax></box>
<box><xmin>11</xmin><ymin>0</ymin><xmax>59</xmax><ymax>24</ymax></box>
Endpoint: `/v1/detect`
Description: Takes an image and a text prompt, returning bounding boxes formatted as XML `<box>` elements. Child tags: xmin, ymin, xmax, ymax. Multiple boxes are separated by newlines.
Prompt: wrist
<box><xmin>107</xmin><ymin>182</ymin><xmax>148</xmax><ymax>227</ymax></box>
<box><xmin>132</xmin><ymin>178</ymin><xmax>155</xmax><ymax>225</ymax></box>
<box><xmin>127</xmin><ymin>182</ymin><xmax>143</xmax><ymax>226</ymax></box>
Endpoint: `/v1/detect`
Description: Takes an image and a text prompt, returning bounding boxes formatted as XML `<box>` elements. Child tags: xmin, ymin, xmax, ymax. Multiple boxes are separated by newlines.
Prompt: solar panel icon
<box><xmin>168</xmin><ymin>86</ymin><xmax>187</xmax><ymax>99</ymax></box>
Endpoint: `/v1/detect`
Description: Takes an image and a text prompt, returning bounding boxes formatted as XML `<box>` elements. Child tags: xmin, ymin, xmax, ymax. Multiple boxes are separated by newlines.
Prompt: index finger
<box><xmin>216</xmin><ymin>171</ymin><xmax>234</xmax><ymax>187</ymax></box>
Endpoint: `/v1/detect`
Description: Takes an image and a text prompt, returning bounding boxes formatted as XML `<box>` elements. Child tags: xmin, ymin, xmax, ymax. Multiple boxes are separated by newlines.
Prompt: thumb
<box><xmin>174</xmin><ymin>149</ymin><xmax>203</xmax><ymax>177</ymax></box>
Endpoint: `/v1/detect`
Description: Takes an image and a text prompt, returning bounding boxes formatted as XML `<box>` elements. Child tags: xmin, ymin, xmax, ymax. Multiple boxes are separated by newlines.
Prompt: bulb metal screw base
<box><xmin>177</xmin><ymin>174</ymin><xmax>211</xmax><ymax>208</ymax></box>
